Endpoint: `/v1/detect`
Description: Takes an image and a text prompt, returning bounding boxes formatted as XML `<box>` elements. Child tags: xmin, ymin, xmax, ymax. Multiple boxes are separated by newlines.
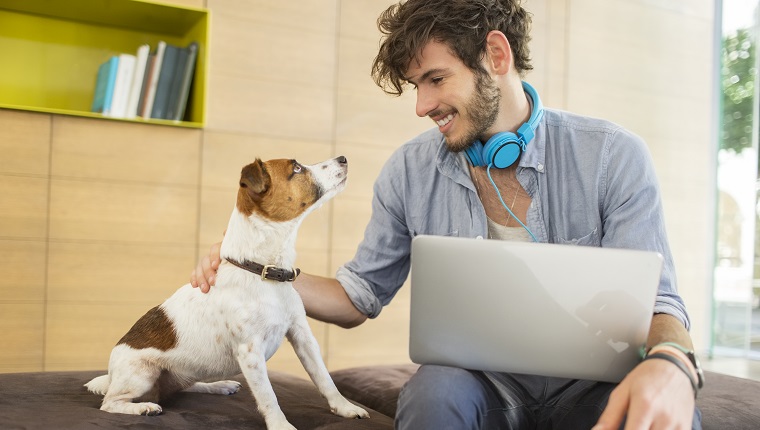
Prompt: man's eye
<box><xmin>431</xmin><ymin>77</ymin><xmax>443</xmax><ymax>85</ymax></box>
<box><xmin>294</xmin><ymin>164</ymin><xmax>302</xmax><ymax>173</ymax></box>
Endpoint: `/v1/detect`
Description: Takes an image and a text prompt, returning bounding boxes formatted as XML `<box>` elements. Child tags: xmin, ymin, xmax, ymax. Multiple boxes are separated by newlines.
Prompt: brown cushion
<box><xmin>0</xmin><ymin>370</ymin><xmax>393</xmax><ymax>430</ymax></box>
<box><xmin>331</xmin><ymin>364</ymin><xmax>760</xmax><ymax>430</ymax></box>
<box><xmin>3</xmin><ymin>365</ymin><xmax>759</xmax><ymax>429</ymax></box>
<box><xmin>330</xmin><ymin>364</ymin><xmax>419</xmax><ymax>419</ymax></box>
<box><xmin>698</xmin><ymin>371</ymin><xmax>760</xmax><ymax>429</ymax></box>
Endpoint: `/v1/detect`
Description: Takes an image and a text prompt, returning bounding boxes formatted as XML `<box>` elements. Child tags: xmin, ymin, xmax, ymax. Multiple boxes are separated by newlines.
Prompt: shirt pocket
<box><xmin>554</xmin><ymin>227</ymin><xmax>599</xmax><ymax>246</ymax></box>
<box><xmin>410</xmin><ymin>228</ymin><xmax>460</xmax><ymax>238</ymax></box>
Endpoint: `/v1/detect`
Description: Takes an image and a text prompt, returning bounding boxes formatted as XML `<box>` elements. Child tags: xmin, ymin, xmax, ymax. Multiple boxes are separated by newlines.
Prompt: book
<box><xmin>136</xmin><ymin>53</ymin><xmax>155</xmax><ymax>119</ymax></box>
<box><xmin>150</xmin><ymin>43</ymin><xmax>180</xmax><ymax>119</ymax></box>
<box><xmin>125</xmin><ymin>44</ymin><xmax>150</xmax><ymax>119</ymax></box>
<box><xmin>166</xmin><ymin>41</ymin><xmax>199</xmax><ymax>121</ymax></box>
<box><xmin>91</xmin><ymin>56</ymin><xmax>119</xmax><ymax>115</ymax></box>
<box><xmin>140</xmin><ymin>41</ymin><xmax>167</xmax><ymax>118</ymax></box>
<box><xmin>108</xmin><ymin>53</ymin><xmax>136</xmax><ymax>118</ymax></box>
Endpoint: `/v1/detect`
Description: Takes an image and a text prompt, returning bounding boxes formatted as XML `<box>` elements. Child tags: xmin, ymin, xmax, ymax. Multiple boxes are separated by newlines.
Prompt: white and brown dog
<box><xmin>85</xmin><ymin>156</ymin><xmax>368</xmax><ymax>429</ymax></box>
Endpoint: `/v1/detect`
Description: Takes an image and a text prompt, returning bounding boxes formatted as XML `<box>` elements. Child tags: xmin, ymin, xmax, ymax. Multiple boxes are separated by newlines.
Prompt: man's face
<box><xmin>405</xmin><ymin>40</ymin><xmax>501</xmax><ymax>152</ymax></box>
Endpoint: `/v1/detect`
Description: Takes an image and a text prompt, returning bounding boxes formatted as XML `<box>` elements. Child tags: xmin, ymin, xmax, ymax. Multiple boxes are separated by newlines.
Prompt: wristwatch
<box><xmin>647</xmin><ymin>342</ymin><xmax>704</xmax><ymax>390</ymax></box>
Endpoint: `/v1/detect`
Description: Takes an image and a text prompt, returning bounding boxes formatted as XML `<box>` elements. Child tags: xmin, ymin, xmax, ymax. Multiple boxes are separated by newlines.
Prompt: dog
<box><xmin>85</xmin><ymin>156</ymin><xmax>369</xmax><ymax>429</ymax></box>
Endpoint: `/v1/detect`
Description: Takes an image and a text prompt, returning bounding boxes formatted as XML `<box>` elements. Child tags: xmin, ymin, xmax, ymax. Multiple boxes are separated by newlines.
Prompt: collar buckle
<box><xmin>260</xmin><ymin>264</ymin><xmax>275</xmax><ymax>280</ymax></box>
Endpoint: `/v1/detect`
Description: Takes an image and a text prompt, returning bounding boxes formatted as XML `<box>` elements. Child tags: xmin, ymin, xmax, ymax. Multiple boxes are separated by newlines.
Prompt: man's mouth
<box><xmin>436</xmin><ymin>113</ymin><xmax>455</xmax><ymax>127</ymax></box>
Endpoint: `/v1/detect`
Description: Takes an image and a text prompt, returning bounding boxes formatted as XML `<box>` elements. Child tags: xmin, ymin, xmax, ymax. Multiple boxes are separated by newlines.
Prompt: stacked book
<box><xmin>91</xmin><ymin>41</ymin><xmax>199</xmax><ymax>122</ymax></box>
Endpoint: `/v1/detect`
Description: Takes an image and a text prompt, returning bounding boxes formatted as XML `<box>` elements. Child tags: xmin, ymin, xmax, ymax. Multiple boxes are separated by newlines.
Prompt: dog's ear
<box><xmin>240</xmin><ymin>158</ymin><xmax>270</xmax><ymax>197</ymax></box>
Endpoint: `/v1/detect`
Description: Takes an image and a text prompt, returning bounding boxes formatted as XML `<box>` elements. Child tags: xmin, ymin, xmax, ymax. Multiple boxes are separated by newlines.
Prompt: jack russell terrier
<box><xmin>86</xmin><ymin>156</ymin><xmax>368</xmax><ymax>429</ymax></box>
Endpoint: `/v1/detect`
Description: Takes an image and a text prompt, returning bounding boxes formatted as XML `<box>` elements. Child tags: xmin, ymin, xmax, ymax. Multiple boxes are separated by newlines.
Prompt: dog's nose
<box><xmin>337</xmin><ymin>156</ymin><xmax>347</xmax><ymax>165</ymax></box>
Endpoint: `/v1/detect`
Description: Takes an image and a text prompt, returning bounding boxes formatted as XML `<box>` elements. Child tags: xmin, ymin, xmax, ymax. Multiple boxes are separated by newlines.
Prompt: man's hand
<box><xmin>190</xmin><ymin>242</ymin><xmax>222</xmax><ymax>293</ymax></box>
<box><xmin>593</xmin><ymin>355</ymin><xmax>695</xmax><ymax>429</ymax></box>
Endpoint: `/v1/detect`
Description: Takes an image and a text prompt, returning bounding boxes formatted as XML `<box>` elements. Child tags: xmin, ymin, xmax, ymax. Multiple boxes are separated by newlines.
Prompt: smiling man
<box><xmin>192</xmin><ymin>0</ymin><xmax>703</xmax><ymax>428</ymax></box>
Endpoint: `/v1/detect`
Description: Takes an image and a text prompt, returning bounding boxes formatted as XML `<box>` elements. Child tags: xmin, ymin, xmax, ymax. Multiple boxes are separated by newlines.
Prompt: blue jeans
<box><xmin>395</xmin><ymin>365</ymin><xmax>702</xmax><ymax>430</ymax></box>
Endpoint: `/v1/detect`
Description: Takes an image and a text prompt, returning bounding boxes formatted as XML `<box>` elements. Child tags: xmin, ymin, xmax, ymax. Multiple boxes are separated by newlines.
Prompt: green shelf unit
<box><xmin>0</xmin><ymin>0</ymin><xmax>209</xmax><ymax>128</ymax></box>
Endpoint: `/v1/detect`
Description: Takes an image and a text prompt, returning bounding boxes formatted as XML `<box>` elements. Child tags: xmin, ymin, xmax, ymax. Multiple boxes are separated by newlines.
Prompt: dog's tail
<box><xmin>84</xmin><ymin>374</ymin><xmax>110</xmax><ymax>395</ymax></box>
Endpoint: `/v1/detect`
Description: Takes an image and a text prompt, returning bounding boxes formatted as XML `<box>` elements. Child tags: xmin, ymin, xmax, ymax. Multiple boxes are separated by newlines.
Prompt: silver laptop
<box><xmin>409</xmin><ymin>235</ymin><xmax>663</xmax><ymax>383</ymax></box>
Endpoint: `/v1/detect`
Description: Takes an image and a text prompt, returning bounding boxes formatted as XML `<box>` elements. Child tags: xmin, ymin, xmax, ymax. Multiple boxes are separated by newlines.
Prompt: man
<box><xmin>193</xmin><ymin>0</ymin><xmax>703</xmax><ymax>428</ymax></box>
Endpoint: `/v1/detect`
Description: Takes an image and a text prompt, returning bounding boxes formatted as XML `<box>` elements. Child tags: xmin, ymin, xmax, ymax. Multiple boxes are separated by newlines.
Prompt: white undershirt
<box><xmin>486</xmin><ymin>216</ymin><xmax>532</xmax><ymax>242</ymax></box>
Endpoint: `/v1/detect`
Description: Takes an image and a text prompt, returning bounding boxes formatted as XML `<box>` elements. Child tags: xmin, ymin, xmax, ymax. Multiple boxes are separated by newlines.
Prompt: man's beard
<box><xmin>445</xmin><ymin>72</ymin><xmax>501</xmax><ymax>153</ymax></box>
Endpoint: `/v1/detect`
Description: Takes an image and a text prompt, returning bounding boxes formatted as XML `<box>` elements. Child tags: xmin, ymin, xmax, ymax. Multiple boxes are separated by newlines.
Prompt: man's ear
<box><xmin>484</xmin><ymin>30</ymin><xmax>513</xmax><ymax>75</ymax></box>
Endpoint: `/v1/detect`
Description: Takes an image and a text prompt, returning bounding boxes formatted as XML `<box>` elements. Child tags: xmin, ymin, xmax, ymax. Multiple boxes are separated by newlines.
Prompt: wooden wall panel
<box><xmin>0</xmin><ymin>176</ymin><xmax>48</xmax><ymax>239</ymax></box>
<box><xmin>48</xmin><ymin>179</ymin><xmax>198</xmax><ymax>244</ymax></box>
<box><xmin>0</xmin><ymin>304</ymin><xmax>45</xmax><ymax>373</ymax></box>
<box><xmin>207</xmin><ymin>0</ymin><xmax>338</xmax><ymax>34</ymax></box>
<box><xmin>333</xmin><ymin>143</ymin><xmax>395</xmax><ymax>199</ymax></box>
<box><xmin>335</xmin><ymin>89</ymin><xmax>428</xmax><ymax>150</ymax></box>
<box><xmin>0</xmin><ymin>110</ymin><xmax>50</xmax><ymax>176</ymax></box>
<box><xmin>51</xmin><ymin>117</ymin><xmax>201</xmax><ymax>185</ymax></box>
<box><xmin>205</xmin><ymin>0</ymin><xmax>338</xmax><ymax>138</ymax></box>
<box><xmin>211</xmin><ymin>16</ymin><xmax>335</xmax><ymax>85</ymax></box>
<box><xmin>0</xmin><ymin>239</ymin><xmax>46</xmax><ymax>302</ymax></box>
<box><xmin>45</xmin><ymin>302</ymin><xmax>158</xmax><ymax>371</ymax></box>
<box><xmin>330</xmin><ymin>197</ymin><xmax>372</xmax><ymax>254</ymax></box>
<box><xmin>47</xmin><ymin>242</ymin><xmax>195</xmax><ymax>303</ymax></box>
<box><xmin>207</xmin><ymin>76</ymin><xmax>337</xmax><ymax>139</ymax></box>
<box><xmin>201</xmin><ymin>132</ymin><xmax>333</xmax><ymax>188</ymax></box>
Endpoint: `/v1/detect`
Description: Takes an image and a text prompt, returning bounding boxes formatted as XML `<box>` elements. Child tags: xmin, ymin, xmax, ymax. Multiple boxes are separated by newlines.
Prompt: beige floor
<box><xmin>702</xmin><ymin>356</ymin><xmax>760</xmax><ymax>381</ymax></box>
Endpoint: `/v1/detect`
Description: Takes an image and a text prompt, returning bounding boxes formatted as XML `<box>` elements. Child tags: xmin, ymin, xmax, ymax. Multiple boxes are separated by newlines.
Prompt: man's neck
<box><xmin>484</xmin><ymin>78</ymin><xmax>532</xmax><ymax>141</ymax></box>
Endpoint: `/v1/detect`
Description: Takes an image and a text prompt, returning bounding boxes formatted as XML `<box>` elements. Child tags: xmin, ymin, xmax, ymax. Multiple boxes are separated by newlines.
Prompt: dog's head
<box><xmin>236</xmin><ymin>156</ymin><xmax>348</xmax><ymax>222</ymax></box>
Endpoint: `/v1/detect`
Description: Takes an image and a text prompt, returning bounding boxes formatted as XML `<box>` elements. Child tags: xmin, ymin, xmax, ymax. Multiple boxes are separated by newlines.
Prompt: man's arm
<box><xmin>593</xmin><ymin>313</ymin><xmax>698</xmax><ymax>429</ymax></box>
<box><xmin>293</xmin><ymin>273</ymin><xmax>368</xmax><ymax>328</ymax></box>
<box><xmin>190</xmin><ymin>242</ymin><xmax>368</xmax><ymax>329</ymax></box>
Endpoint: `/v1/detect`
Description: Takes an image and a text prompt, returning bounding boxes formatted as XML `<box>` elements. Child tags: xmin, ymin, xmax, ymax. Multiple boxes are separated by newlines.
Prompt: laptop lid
<box><xmin>409</xmin><ymin>235</ymin><xmax>663</xmax><ymax>383</ymax></box>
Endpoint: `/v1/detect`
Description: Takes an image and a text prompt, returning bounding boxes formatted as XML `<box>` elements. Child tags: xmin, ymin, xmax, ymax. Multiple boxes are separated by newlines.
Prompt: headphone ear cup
<box><xmin>465</xmin><ymin>141</ymin><xmax>486</xmax><ymax>167</ymax></box>
<box><xmin>483</xmin><ymin>132</ymin><xmax>521</xmax><ymax>169</ymax></box>
<box><xmin>486</xmin><ymin>141</ymin><xmax>522</xmax><ymax>169</ymax></box>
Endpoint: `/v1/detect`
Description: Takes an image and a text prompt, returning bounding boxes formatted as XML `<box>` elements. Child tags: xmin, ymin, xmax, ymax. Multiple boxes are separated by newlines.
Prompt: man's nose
<box><xmin>415</xmin><ymin>87</ymin><xmax>436</xmax><ymax>118</ymax></box>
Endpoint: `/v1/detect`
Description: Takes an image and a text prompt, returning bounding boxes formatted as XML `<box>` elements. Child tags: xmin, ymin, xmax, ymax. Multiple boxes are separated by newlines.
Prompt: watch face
<box><xmin>688</xmin><ymin>352</ymin><xmax>704</xmax><ymax>389</ymax></box>
<box><xmin>694</xmin><ymin>356</ymin><xmax>705</xmax><ymax>388</ymax></box>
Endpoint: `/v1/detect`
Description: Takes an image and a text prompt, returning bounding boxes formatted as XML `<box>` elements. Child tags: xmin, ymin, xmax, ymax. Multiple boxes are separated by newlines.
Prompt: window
<box><xmin>714</xmin><ymin>0</ymin><xmax>760</xmax><ymax>358</ymax></box>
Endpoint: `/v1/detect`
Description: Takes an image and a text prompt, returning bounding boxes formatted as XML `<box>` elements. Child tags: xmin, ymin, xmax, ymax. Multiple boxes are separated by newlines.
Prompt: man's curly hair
<box><xmin>371</xmin><ymin>0</ymin><xmax>533</xmax><ymax>96</ymax></box>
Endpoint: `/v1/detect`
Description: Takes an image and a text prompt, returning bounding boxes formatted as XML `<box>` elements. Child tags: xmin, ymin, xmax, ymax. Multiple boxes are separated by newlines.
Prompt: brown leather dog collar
<box><xmin>225</xmin><ymin>258</ymin><xmax>300</xmax><ymax>282</ymax></box>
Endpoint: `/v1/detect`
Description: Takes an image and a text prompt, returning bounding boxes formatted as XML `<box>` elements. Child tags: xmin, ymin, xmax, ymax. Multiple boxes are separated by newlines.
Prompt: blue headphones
<box><xmin>464</xmin><ymin>81</ymin><xmax>544</xmax><ymax>169</ymax></box>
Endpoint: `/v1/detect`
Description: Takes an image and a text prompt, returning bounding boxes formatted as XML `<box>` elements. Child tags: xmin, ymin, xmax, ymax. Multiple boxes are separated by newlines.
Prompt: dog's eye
<box><xmin>293</xmin><ymin>164</ymin><xmax>302</xmax><ymax>173</ymax></box>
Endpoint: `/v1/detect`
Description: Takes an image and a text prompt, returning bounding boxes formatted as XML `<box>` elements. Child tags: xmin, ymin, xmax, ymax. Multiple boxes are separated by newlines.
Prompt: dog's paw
<box><xmin>184</xmin><ymin>380</ymin><xmax>242</xmax><ymax>395</ymax></box>
<box><xmin>138</xmin><ymin>403</ymin><xmax>163</xmax><ymax>416</ymax></box>
<box><xmin>101</xmin><ymin>401</ymin><xmax>162</xmax><ymax>416</ymax></box>
<box><xmin>213</xmin><ymin>380</ymin><xmax>242</xmax><ymax>395</ymax></box>
<box><xmin>330</xmin><ymin>399</ymin><xmax>370</xmax><ymax>419</ymax></box>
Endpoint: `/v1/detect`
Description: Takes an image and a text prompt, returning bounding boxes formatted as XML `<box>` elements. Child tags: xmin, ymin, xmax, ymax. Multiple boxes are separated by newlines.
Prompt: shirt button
<box><xmin>537</xmin><ymin>163</ymin><xmax>544</xmax><ymax>172</ymax></box>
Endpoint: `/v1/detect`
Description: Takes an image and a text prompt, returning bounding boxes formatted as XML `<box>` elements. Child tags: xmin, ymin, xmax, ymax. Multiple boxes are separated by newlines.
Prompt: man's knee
<box><xmin>396</xmin><ymin>365</ymin><xmax>493</xmax><ymax>430</ymax></box>
<box><xmin>399</xmin><ymin>365</ymin><xmax>483</xmax><ymax>406</ymax></box>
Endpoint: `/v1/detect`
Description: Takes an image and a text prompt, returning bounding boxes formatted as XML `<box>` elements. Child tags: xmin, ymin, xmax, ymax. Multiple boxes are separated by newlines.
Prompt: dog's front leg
<box><xmin>236</xmin><ymin>343</ymin><xmax>295</xmax><ymax>430</ymax></box>
<box><xmin>287</xmin><ymin>320</ymin><xmax>369</xmax><ymax>419</ymax></box>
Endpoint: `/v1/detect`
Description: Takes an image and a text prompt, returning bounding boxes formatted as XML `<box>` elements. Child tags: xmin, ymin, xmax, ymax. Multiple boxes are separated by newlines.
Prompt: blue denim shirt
<box><xmin>336</xmin><ymin>108</ymin><xmax>689</xmax><ymax>329</ymax></box>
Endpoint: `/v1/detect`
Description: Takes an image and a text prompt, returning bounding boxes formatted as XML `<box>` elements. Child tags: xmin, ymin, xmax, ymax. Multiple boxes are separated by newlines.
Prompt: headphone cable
<box><xmin>486</xmin><ymin>164</ymin><xmax>538</xmax><ymax>242</ymax></box>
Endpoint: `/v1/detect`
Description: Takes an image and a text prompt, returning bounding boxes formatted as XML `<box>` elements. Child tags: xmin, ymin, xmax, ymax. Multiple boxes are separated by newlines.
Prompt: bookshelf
<box><xmin>0</xmin><ymin>0</ymin><xmax>208</xmax><ymax>128</ymax></box>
